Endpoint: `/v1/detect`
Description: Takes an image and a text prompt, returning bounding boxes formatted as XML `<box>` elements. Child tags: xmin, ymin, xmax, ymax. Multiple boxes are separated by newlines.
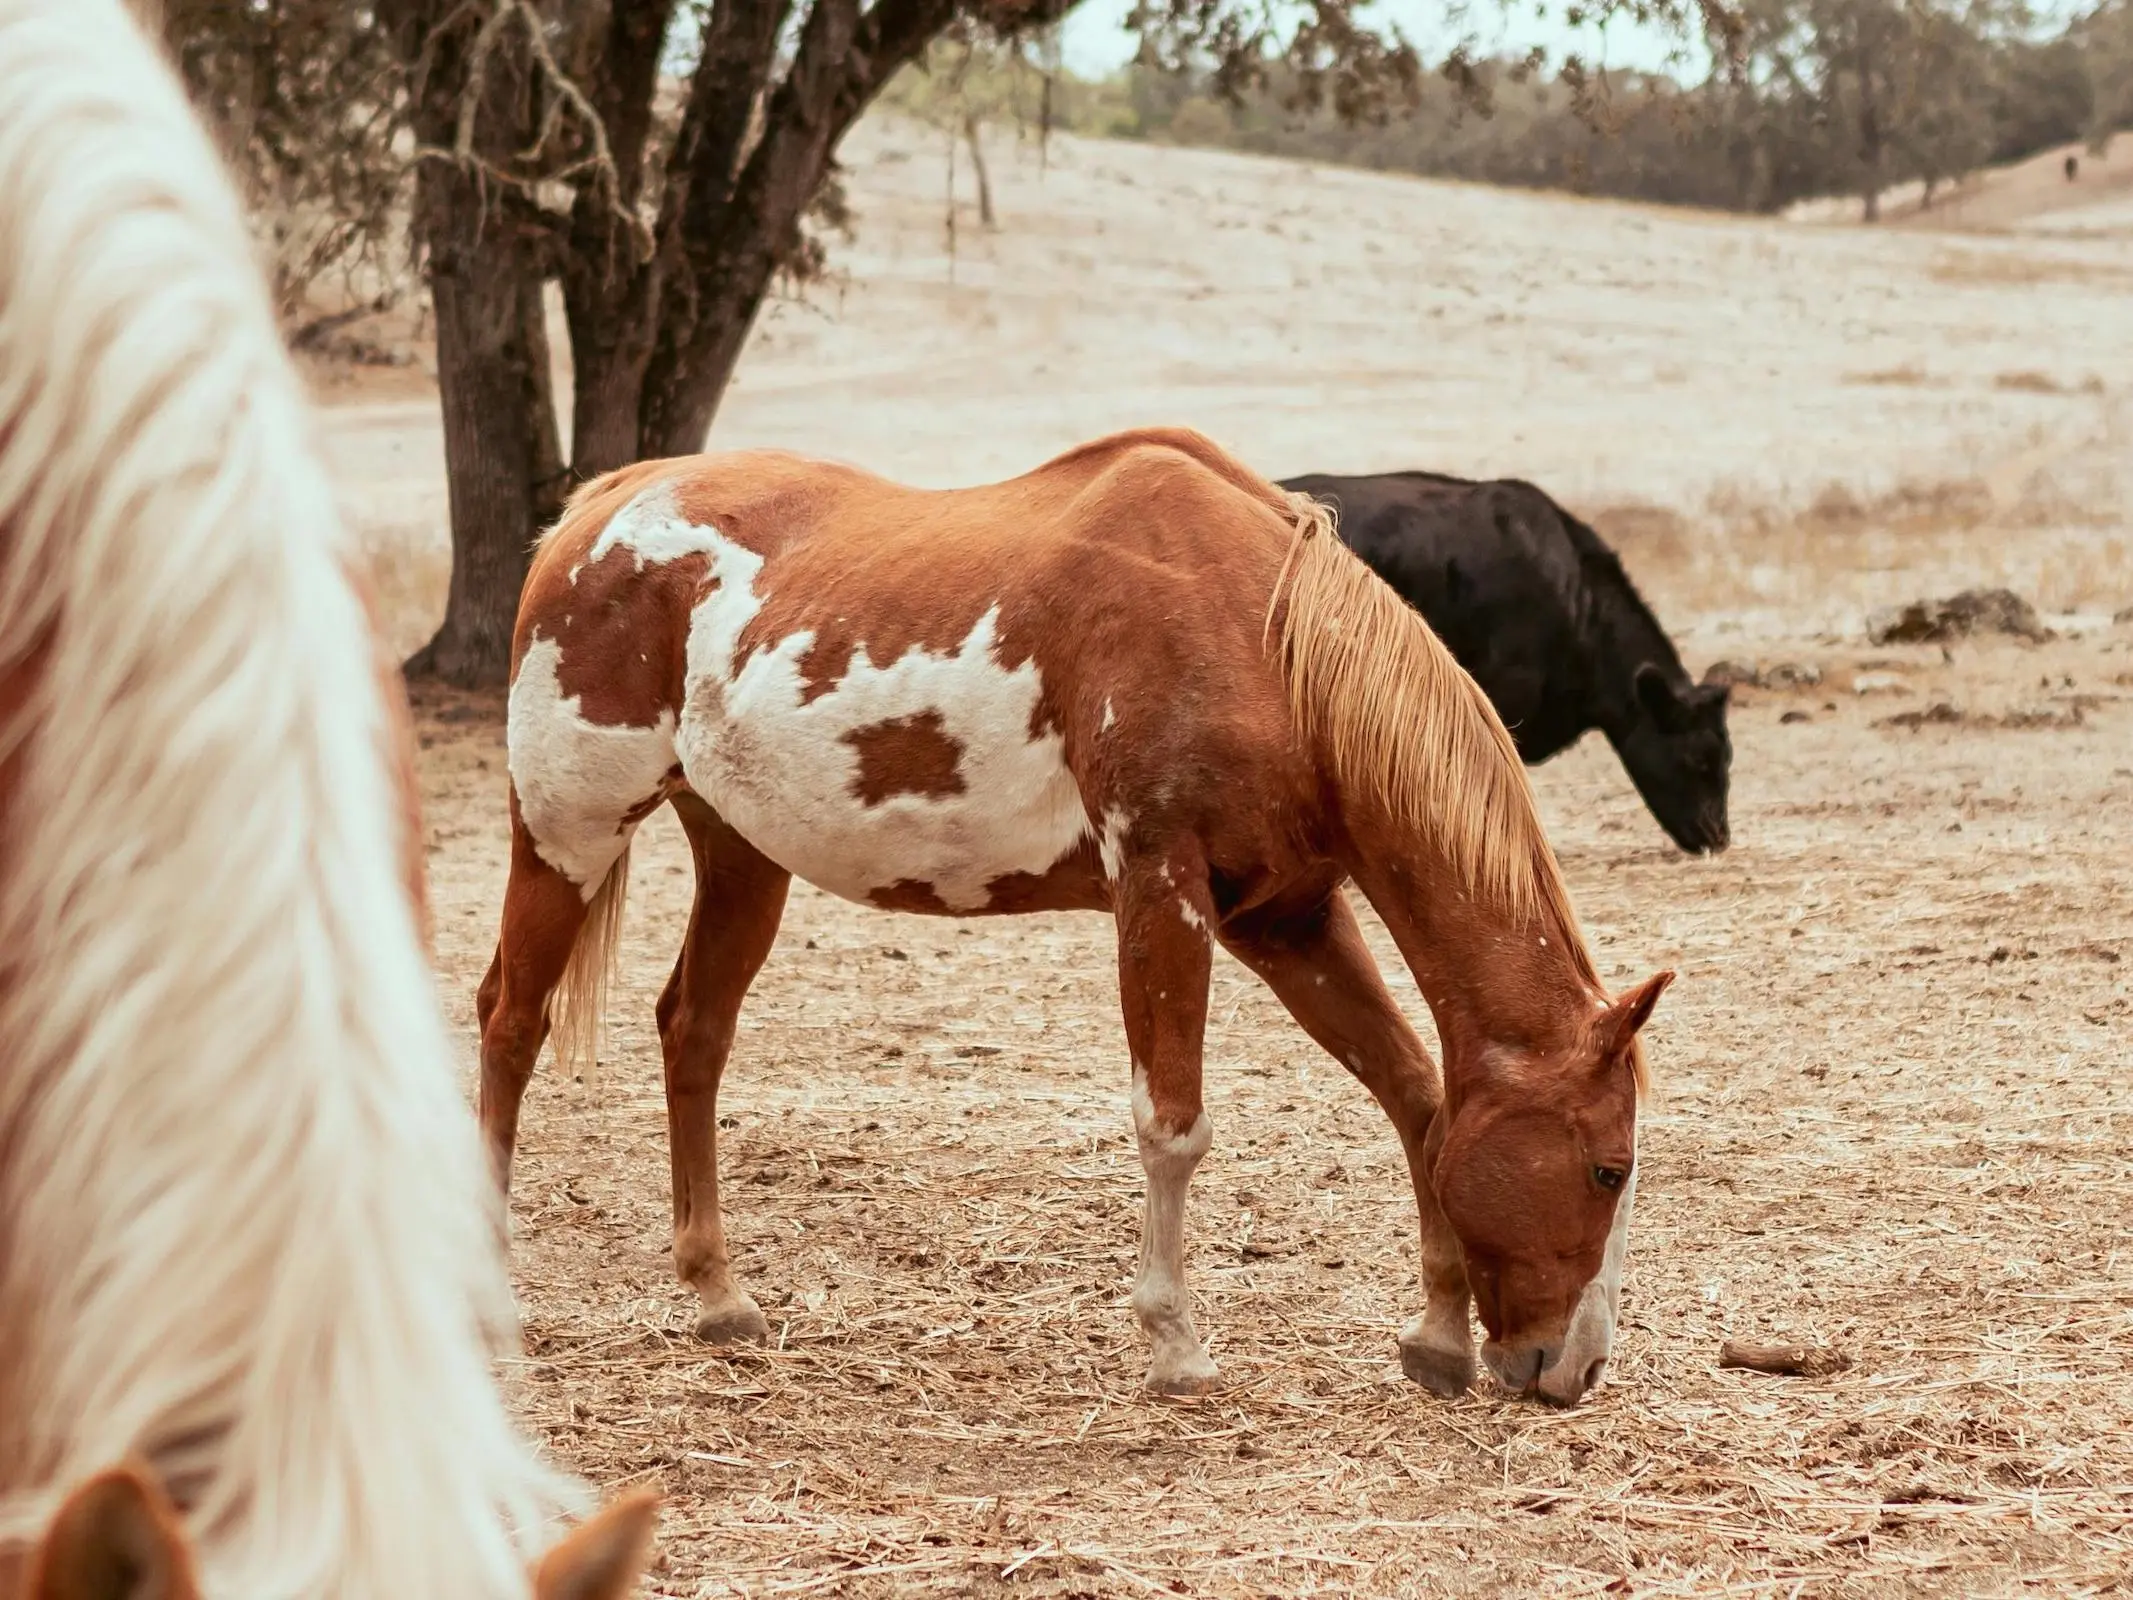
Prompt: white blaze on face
<box><xmin>664</xmin><ymin>494</ymin><xmax>1097</xmax><ymax>909</ymax></box>
<box><xmin>1536</xmin><ymin>1159</ymin><xmax>1637</xmax><ymax>1405</ymax></box>
<box><xmin>507</xmin><ymin>634</ymin><xmax>677</xmax><ymax>896</ymax></box>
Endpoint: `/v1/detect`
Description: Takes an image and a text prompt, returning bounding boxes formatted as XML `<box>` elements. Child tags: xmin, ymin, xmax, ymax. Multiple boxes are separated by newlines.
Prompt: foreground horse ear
<box><xmin>26</xmin><ymin>1465</ymin><xmax>197</xmax><ymax>1600</ymax></box>
<box><xmin>533</xmin><ymin>1493</ymin><xmax>660</xmax><ymax>1600</ymax></box>
<box><xmin>1591</xmin><ymin>971</ymin><xmax>1674</xmax><ymax>1062</ymax></box>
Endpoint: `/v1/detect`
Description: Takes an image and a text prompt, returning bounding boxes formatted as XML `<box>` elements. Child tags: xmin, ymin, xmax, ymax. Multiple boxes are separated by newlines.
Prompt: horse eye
<box><xmin>1593</xmin><ymin>1165</ymin><xmax>1627</xmax><ymax>1192</ymax></box>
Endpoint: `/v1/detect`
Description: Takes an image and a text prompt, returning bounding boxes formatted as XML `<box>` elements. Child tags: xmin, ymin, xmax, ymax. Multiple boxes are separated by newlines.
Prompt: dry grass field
<box><xmin>336</xmin><ymin>122</ymin><xmax>2133</xmax><ymax>1596</ymax></box>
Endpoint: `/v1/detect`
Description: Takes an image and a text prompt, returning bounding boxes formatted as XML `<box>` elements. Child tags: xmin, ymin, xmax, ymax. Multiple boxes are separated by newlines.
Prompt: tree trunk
<box><xmin>1857</xmin><ymin>64</ymin><xmax>1883</xmax><ymax>223</ymax></box>
<box><xmin>965</xmin><ymin>113</ymin><xmax>996</xmax><ymax>227</ymax></box>
<box><xmin>404</xmin><ymin>166</ymin><xmax>562</xmax><ymax>686</ymax></box>
<box><xmin>559</xmin><ymin>0</ymin><xmax>679</xmax><ymax>483</ymax></box>
<box><xmin>388</xmin><ymin>1</ymin><xmax>561</xmax><ymax>687</ymax></box>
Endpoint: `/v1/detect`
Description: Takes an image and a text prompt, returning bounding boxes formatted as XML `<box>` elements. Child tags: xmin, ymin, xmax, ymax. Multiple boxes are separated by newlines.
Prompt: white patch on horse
<box><xmin>1178</xmin><ymin>900</ymin><xmax>1207</xmax><ymax>933</ymax></box>
<box><xmin>674</xmin><ymin>521</ymin><xmax>1094</xmax><ymax>909</ymax></box>
<box><xmin>572</xmin><ymin>479</ymin><xmax>723</xmax><ymax>580</ymax></box>
<box><xmin>1097</xmin><ymin>808</ymin><xmax>1132</xmax><ymax>881</ymax></box>
<box><xmin>1537</xmin><ymin>1160</ymin><xmax>1637</xmax><ymax>1405</ymax></box>
<box><xmin>508</xmin><ymin>634</ymin><xmax>676</xmax><ymax>895</ymax></box>
<box><xmin>1101</xmin><ymin>698</ymin><xmax>1117</xmax><ymax>732</ymax></box>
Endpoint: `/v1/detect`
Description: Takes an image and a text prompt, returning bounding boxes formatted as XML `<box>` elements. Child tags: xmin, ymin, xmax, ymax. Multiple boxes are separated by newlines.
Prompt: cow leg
<box><xmin>1219</xmin><ymin>887</ymin><xmax>1475</xmax><ymax>1395</ymax></box>
<box><xmin>476</xmin><ymin>802</ymin><xmax>594</xmax><ymax>1197</ymax></box>
<box><xmin>660</xmin><ymin>793</ymin><xmax>791</xmax><ymax>1345</ymax></box>
<box><xmin>1114</xmin><ymin>846</ymin><xmax>1220</xmax><ymax>1395</ymax></box>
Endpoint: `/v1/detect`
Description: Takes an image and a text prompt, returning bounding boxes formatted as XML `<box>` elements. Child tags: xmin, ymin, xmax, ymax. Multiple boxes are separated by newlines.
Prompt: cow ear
<box><xmin>533</xmin><ymin>1494</ymin><xmax>660</xmax><ymax>1600</ymax></box>
<box><xmin>1633</xmin><ymin>663</ymin><xmax>1679</xmax><ymax>725</ymax></box>
<box><xmin>1591</xmin><ymin>971</ymin><xmax>1674</xmax><ymax>1063</ymax></box>
<box><xmin>27</xmin><ymin>1465</ymin><xmax>198</xmax><ymax>1600</ymax></box>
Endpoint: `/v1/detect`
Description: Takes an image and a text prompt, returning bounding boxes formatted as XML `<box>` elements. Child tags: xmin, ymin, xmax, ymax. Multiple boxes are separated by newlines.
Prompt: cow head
<box><xmin>1614</xmin><ymin>665</ymin><xmax>1731</xmax><ymax>853</ymax></box>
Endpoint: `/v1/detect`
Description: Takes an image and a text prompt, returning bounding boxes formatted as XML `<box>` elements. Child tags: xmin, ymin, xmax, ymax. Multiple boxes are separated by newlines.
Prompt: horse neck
<box><xmin>1566</xmin><ymin>530</ymin><xmax>1688</xmax><ymax>730</ymax></box>
<box><xmin>1349</xmin><ymin>849</ymin><xmax>1600</xmax><ymax>1092</ymax></box>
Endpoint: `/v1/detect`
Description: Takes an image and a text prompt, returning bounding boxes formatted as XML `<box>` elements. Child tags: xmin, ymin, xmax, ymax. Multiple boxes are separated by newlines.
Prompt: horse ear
<box><xmin>26</xmin><ymin>1465</ymin><xmax>198</xmax><ymax>1600</ymax></box>
<box><xmin>1633</xmin><ymin>663</ymin><xmax>1679</xmax><ymax>725</ymax></box>
<box><xmin>1591</xmin><ymin>971</ymin><xmax>1674</xmax><ymax>1062</ymax></box>
<box><xmin>533</xmin><ymin>1494</ymin><xmax>660</xmax><ymax>1600</ymax></box>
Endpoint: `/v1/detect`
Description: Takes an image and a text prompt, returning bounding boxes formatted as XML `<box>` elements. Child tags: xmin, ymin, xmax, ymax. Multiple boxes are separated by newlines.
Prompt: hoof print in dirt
<box><xmin>1867</xmin><ymin>588</ymin><xmax>2052</xmax><ymax>646</ymax></box>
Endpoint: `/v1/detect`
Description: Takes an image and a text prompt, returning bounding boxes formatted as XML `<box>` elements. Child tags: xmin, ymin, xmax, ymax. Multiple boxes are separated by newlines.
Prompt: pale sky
<box><xmin>1057</xmin><ymin>0</ymin><xmax>1711</xmax><ymax>80</ymax></box>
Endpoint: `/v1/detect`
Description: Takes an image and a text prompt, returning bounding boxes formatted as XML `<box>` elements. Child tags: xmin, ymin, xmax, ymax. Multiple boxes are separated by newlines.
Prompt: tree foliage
<box><xmin>153</xmin><ymin>0</ymin><xmax>2129</xmax><ymax>685</ymax></box>
<box><xmin>1071</xmin><ymin>3</ymin><xmax>2123</xmax><ymax>217</ymax></box>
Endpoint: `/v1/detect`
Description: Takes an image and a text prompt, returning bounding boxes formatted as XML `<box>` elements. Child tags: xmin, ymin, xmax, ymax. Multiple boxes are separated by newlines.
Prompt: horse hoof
<box><xmin>694</xmin><ymin>1297</ymin><xmax>770</xmax><ymax>1346</ymax></box>
<box><xmin>1144</xmin><ymin>1357</ymin><xmax>1221</xmax><ymax>1397</ymax></box>
<box><xmin>1398</xmin><ymin>1336</ymin><xmax>1476</xmax><ymax>1398</ymax></box>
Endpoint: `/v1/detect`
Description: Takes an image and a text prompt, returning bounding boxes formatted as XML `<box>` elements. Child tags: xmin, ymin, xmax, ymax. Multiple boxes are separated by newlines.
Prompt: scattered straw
<box><xmin>407</xmin><ymin>626</ymin><xmax>2133</xmax><ymax>1595</ymax></box>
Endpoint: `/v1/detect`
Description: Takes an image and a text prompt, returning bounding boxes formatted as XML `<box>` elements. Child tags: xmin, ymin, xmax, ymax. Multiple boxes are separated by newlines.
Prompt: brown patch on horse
<box><xmin>843</xmin><ymin>711</ymin><xmax>967</xmax><ymax>805</ymax></box>
<box><xmin>978</xmin><ymin>845</ymin><xmax>1111</xmax><ymax>914</ymax></box>
<box><xmin>543</xmin><ymin>543</ymin><xmax>704</xmax><ymax>729</ymax></box>
<box><xmin>517</xmin><ymin>459</ymin><xmax>708</xmax><ymax>728</ymax></box>
<box><xmin>866</xmin><ymin>846</ymin><xmax>1110</xmax><ymax>917</ymax></box>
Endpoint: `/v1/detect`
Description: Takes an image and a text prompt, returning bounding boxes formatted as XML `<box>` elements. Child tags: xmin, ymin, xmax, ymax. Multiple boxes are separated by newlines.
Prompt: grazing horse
<box><xmin>480</xmin><ymin>429</ymin><xmax>1674</xmax><ymax>1407</ymax></box>
<box><xmin>0</xmin><ymin>1</ymin><xmax>650</xmax><ymax>1593</ymax></box>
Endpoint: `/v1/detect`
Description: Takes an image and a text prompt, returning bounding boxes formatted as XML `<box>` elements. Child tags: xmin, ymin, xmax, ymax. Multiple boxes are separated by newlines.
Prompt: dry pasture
<box><xmin>344</xmin><ymin>123</ymin><xmax>2133</xmax><ymax>1596</ymax></box>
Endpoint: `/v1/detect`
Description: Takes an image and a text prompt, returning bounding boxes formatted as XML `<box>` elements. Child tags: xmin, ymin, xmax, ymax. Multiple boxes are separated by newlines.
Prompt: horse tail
<box><xmin>546</xmin><ymin>847</ymin><xmax>632</xmax><ymax>1086</ymax></box>
<box><xmin>1266</xmin><ymin>493</ymin><xmax>1580</xmax><ymax>941</ymax></box>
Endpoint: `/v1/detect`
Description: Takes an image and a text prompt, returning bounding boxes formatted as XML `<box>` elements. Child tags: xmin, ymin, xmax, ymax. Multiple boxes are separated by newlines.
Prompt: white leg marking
<box><xmin>508</xmin><ymin>634</ymin><xmax>676</xmax><ymax>896</ymax></box>
<box><xmin>1129</xmin><ymin>1070</ymin><xmax>1217</xmax><ymax>1393</ymax></box>
<box><xmin>1537</xmin><ymin>1165</ymin><xmax>1637</xmax><ymax>1404</ymax></box>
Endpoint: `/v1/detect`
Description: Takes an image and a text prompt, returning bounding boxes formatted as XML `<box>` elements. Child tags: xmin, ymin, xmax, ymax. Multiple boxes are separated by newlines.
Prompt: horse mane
<box><xmin>1268</xmin><ymin>496</ymin><xmax>1600</xmax><ymax>987</ymax></box>
<box><xmin>0</xmin><ymin>2</ymin><xmax>573</xmax><ymax>1591</ymax></box>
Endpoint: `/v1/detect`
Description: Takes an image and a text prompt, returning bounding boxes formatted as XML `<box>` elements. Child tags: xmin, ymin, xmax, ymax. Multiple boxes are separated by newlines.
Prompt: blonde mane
<box><xmin>0</xmin><ymin>1</ymin><xmax>573</xmax><ymax>1591</ymax></box>
<box><xmin>1269</xmin><ymin>494</ymin><xmax>1600</xmax><ymax>986</ymax></box>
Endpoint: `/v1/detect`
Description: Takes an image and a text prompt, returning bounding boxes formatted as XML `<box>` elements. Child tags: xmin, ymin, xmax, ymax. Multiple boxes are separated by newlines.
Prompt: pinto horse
<box><xmin>0</xmin><ymin>1</ymin><xmax>651</xmax><ymax>1592</ymax></box>
<box><xmin>481</xmin><ymin>430</ymin><xmax>1673</xmax><ymax>1407</ymax></box>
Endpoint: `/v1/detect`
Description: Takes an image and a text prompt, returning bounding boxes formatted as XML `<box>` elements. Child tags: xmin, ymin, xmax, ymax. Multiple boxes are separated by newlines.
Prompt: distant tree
<box><xmin>1734</xmin><ymin>0</ymin><xmax>2012</xmax><ymax>219</ymax></box>
<box><xmin>2079</xmin><ymin>0</ymin><xmax>2133</xmax><ymax>150</ymax></box>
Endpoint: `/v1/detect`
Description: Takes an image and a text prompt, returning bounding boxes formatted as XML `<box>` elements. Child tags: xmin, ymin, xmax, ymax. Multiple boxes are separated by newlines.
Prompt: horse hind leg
<box><xmin>1113</xmin><ymin>846</ymin><xmax>1221</xmax><ymax>1395</ymax></box>
<box><xmin>477</xmin><ymin>798</ymin><xmax>600</xmax><ymax>1196</ymax></box>
<box><xmin>659</xmin><ymin>792</ymin><xmax>791</xmax><ymax>1345</ymax></box>
<box><xmin>1218</xmin><ymin>887</ymin><xmax>1476</xmax><ymax>1397</ymax></box>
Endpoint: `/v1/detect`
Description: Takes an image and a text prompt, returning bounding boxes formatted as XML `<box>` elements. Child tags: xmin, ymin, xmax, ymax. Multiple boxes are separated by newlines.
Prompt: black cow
<box><xmin>1281</xmin><ymin>470</ymin><xmax>1731</xmax><ymax>854</ymax></box>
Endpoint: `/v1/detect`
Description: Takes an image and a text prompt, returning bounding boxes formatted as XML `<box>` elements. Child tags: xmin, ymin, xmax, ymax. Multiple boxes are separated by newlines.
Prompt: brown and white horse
<box><xmin>480</xmin><ymin>431</ymin><xmax>1673</xmax><ymax>1408</ymax></box>
<box><xmin>0</xmin><ymin>1</ymin><xmax>650</xmax><ymax>1592</ymax></box>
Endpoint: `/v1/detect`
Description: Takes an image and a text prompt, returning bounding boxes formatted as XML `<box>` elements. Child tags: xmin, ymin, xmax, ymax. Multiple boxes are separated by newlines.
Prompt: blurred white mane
<box><xmin>0</xmin><ymin>1</ymin><xmax>575</xmax><ymax>1592</ymax></box>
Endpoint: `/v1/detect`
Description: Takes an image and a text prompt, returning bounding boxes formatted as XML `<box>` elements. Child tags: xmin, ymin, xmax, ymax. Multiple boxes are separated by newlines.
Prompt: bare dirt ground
<box><xmin>347</xmin><ymin>124</ymin><xmax>2132</xmax><ymax>1596</ymax></box>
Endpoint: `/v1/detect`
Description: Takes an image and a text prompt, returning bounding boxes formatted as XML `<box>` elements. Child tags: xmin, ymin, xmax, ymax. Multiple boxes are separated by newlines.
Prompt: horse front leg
<box><xmin>1113</xmin><ymin>848</ymin><xmax>1220</xmax><ymax>1396</ymax></box>
<box><xmin>1218</xmin><ymin>886</ymin><xmax>1477</xmax><ymax>1396</ymax></box>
